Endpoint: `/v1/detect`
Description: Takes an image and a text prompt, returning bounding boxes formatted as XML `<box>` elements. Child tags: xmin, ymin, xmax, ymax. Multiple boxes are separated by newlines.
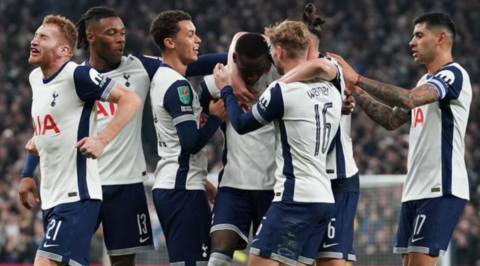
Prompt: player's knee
<box><xmin>109</xmin><ymin>254</ymin><xmax>136</xmax><ymax>266</ymax></box>
<box><xmin>211</xmin><ymin>230</ymin><xmax>239</xmax><ymax>256</ymax></box>
<box><xmin>407</xmin><ymin>253</ymin><xmax>438</xmax><ymax>266</ymax></box>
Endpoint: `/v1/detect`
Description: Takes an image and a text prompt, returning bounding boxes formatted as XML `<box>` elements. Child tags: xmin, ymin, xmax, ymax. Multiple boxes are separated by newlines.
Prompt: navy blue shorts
<box><xmin>98</xmin><ymin>182</ymin><xmax>154</xmax><ymax>255</ymax></box>
<box><xmin>153</xmin><ymin>189</ymin><xmax>211</xmax><ymax>265</ymax></box>
<box><xmin>250</xmin><ymin>201</ymin><xmax>334</xmax><ymax>266</ymax></box>
<box><xmin>211</xmin><ymin>187</ymin><xmax>274</xmax><ymax>249</ymax></box>
<box><xmin>394</xmin><ymin>195</ymin><xmax>467</xmax><ymax>256</ymax></box>
<box><xmin>315</xmin><ymin>175</ymin><xmax>359</xmax><ymax>261</ymax></box>
<box><xmin>37</xmin><ymin>200</ymin><xmax>101</xmax><ymax>266</ymax></box>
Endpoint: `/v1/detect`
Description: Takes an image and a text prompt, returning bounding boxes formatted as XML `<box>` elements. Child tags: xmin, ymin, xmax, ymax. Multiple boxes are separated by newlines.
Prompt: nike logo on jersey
<box><xmin>252</xmin><ymin>239</ymin><xmax>259</xmax><ymax>243</ymax></box>
<box><xmin>322</xmin><ymin>242</ymin><xmax>339</xmax><ymax>248</ymax></box>
<box><xmin>43</xmin><ymin>243</ymin><xmax>59</xmax><ymax>248</ymax></box>
<box><xmin>411</xmin><ymin>237</ymin><xmax>424</xmax><ymax>243</ymax></box>
<box><xmin>139</xmin><ymin>237</ymin><xmax>150</xmax><ymax>243</ymax></box>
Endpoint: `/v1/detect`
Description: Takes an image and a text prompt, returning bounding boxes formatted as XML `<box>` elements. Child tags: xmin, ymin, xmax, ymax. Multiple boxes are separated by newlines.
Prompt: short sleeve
<box><xmin>73</xmin><ymin>66</ymin><xmax>116</xmax><ymax>102</ymax></box>
<box><xmin>136</xmin><ymin>55</ymin><xmax>163</xmax><ymax>81</ymax></box>
<box><xmin>430</xmin><ymin>65</ymin><xmax>463</xmax><ymax>100</ymax></box>
<box><xmin>252</xmin><ymin>83</ymin><xmax>284</xmax><ymax>125</ymax></box>
<box><xmin>203</xmin><ymin>75</ymin><xmax>221</xmax><ymax>99</ymax></box>
<box><xmin>163</xmin><ymin>80</ymin><xmax>196</xmax><ymax>126</ymax></box>
<box><xmin>325</xmin><ymin>57</ymin><xmax>342</xmax><ymax>93</ymax></box>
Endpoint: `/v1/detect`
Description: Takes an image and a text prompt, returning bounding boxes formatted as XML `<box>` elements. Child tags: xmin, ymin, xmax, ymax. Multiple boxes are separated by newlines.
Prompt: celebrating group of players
<box><xmin>17</xmin><ymin>3</ymin><xmax>471</xmax><ymax>266</ymax></box>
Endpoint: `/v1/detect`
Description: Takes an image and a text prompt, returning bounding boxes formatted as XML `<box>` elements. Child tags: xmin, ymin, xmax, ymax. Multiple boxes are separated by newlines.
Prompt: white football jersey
<box><xmin>86</xmin><ymin>54</ymin><xmax>161</xmax><ymax>185</ymax></box>
<box><xmin>200</xmin><ymin>65</ymin><xmax>280</xmax><ymax>190</ymax></box>
<box><xmin>402</xmin><ymin>62</ymin><xmax>471</xmax><ymax>202</ymax></box>
<box><xmin>252</xmin><ymin>80</ymin><xmax>342</xmax><ymax>203</ymax></box>
<box><xmin>327</xmin><ymin>114</ymin><xmax>359</xmax><ymax>179</ymax></box>
<box><xmin>150</xmin><ymin>64</ymin><xmax>207</xmax><ymax>190</ymax></box>
<box><xmin>323</xmin><ymin>55</ymin><xmax>359</xmax><ymax>179</ymax></box>
<box><xmin>30</xmin><ymin>61</ymin><xmax>116</xmax><ymax>209</ymax></box>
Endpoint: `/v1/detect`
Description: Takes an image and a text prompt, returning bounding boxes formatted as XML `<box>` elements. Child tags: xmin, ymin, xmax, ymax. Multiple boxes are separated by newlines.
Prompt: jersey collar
<box><xmin>160</xmin><ymin>63</ymin><xmax>175</xmax><ymax>70</ymax></box>
<box><xmin>426</xmin><ymin>61</ymin><xmax>455</xmax><ymax>79</ymax></box>
<box><xmin>84</xmin><ymin>59</ymin><xmax>122</xmax><ymax>74</ymax></box>
<box><xmin>43</xmin><ymin>61</ymin><xmax>70</xmax><ymax>84</ymax></box>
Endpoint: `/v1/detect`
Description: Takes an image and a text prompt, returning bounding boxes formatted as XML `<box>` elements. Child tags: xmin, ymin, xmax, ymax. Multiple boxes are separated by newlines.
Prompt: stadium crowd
<box><xmin>0</xmin><ymin>0</ymin><xmax>479</xmax><ymax>264</ymax></box>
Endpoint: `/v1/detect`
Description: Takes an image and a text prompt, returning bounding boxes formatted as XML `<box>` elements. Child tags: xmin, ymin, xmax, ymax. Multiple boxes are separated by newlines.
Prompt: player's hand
<box><xmin>205</xmin><ymin>180</ymin><xmax>217</xmax><ymax>208</ymax></box>
<box><xmin>19</xmin><ymin>178</ymin><xmax>39</xmax><ymax>210</ymax></box>
<box><xmin>25</xmin><ymin>138</ymin><xmax>38</xmax><ymax>156</ymax></box>
<box><xmin>326</xmin><ymin>52</ymin><xmax>359</xmax><ymax>86</ymax></box>
<box><xmin>209</xmin><ymin>99</ymin><xmax>227</xmax><ymax>122</ymax></box>
<box><xmin>342</xmin><ymin>93</ymin><xmax>356</xmax><ymax>115</ymax></box>
<box><xmin>230</xmin><ymin>68</ymin><xmax>256</xmax><ymax>103</ymax></box>
<box><xmin>76</xmin><ymin>136</ymin><xmax>107</xmax><ymax>159</ymax></box>
<box><xmin>213</xmin><ymin>63</ymin><xmax>232</xmax><ymax>91</ymax></box>
<box><xmin>346</xmin><ymin>83</ymin><xmax>362</xmax><ymax>95</ymax></box>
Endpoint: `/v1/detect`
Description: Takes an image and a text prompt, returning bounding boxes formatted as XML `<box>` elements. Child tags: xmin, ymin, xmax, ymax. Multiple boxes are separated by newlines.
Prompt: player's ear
<box><xmin>58</xmin><ymin>44</ymin><xmax>71</xmax><ymax>57</ymax></box>
<box><xmin>307</xmin><ymin>38</ymin><xmax>313</xmax><ymax>48</ymax></box>
<box><xmin>86</xmin><ymin>31</ymin><xmax>95</xmax><ymax>45</ymax></box>
<box><xmin>164</xmin><ymin>37</ymin><xmax>175</xmax><ymax>50</ymax></box>
<box><xmin>232</xmin><ymin>53</ymin><xmax>238</xmax><ymax>64</ymax></box>
<box><xmin>438</xmin><ymin>31</ymin><xmax>448</xmax><ymax>46</ymax></box>
<box><xmin>277</xmin><ymin>46</ymin><xmax>284</xmax><ymax>59</ymax></box>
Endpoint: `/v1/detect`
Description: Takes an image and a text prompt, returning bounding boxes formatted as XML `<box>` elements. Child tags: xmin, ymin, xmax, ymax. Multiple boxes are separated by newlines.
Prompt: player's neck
<box><xmin>40</xmin><ymin>58</ymin><xmax>69</xmax><ymax>80</ymax></box>
<box><xmin>307</xmin><ymin>48</ymin><xmax>320</xmax><ymax>60</ymax></box>
<box><xmin>283</xmin><ymin>57</ymin><xmax>307</xmax><ymax>74</ymax></box>
<box><xmin>163</xmin><ymin>55</ymin><xmax>188</xmax><ymax>76</ymax></box>
<box><xmin>426</xmin><ymin>51</ymin><xmax>453</xmax><ymax>75</ymax></box>
<box><xmin>89</xmin><ymin>54</ymin><xmax>120</xmax><ymax>71</ymax></box>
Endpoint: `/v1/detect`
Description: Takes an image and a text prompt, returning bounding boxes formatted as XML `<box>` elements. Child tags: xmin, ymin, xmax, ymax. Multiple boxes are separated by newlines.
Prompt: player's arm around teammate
<box><xmin>76</xmin><ymin>81</ymin><xmax>141</xmax><ymax>159</ymax></box>
<box><xmin>327</xmin><ymin>54</ymin><xmax>412</xmax><ymax>131</ymax></box>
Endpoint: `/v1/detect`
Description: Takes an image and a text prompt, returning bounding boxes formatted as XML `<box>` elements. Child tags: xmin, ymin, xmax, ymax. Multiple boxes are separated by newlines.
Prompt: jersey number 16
<box><xmin>314</xmin><ymin>102</ymin><xmax>333</xmax><ymax>156</ymax></box>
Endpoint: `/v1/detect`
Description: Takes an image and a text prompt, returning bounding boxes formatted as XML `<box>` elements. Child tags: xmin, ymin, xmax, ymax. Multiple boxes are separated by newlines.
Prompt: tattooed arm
<box><xmin>327</xmin><ymin>53</ymin><xmax>441</xmax><ymax>109</ymax></box>
<box><xmin>358</xmin><ymin>77</ymin><xmax>440</xmax><ymax>110</ymax></box>
<box><xmin>356</xmin><ymin>89</ymin><xmax>411</xmax><ymax>131</ymax></box>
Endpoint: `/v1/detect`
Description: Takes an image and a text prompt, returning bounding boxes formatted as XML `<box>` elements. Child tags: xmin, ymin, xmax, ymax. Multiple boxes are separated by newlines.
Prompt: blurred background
<box><xmin>0</xmin><ymin>0</ymin><xmax>479</xmax><ymax>264</ymax></box>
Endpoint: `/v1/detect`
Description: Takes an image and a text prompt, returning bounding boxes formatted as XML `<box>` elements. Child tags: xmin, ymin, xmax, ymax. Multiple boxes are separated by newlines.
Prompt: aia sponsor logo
<box><xmin>97</xmin><ymin>102</ymin><xmax>116</xmax><ymax>118</ymax></box>
<box><xmin>32</xmin><ymin>115</ymin><xmax>60</xmax><ymax>135</ymax></box>
<box><xmin>412</xmin><ymin>107</ymin><xmax>424</xmax><ymax>128</ymax></box>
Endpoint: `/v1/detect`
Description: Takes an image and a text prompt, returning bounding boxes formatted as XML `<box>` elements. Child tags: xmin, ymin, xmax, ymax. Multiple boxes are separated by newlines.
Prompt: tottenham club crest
<box><xmin>51</xmin><ymin>91</ymin><xmax>59</xmax><ymax>107</ymax></box>
<box><xmin>123</xmin><ymin>73</ymin><xmax>131</xmax><ymax>87</ymax></box>
<box><xmin>202</xmin><ymin>244</ymin><xmax>208</xmax><ymax>258</ymax></box>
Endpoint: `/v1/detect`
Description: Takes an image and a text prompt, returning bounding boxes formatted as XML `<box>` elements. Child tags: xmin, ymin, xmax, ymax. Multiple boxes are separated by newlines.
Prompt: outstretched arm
<box><xmin>355</xmin><ymin>87</ymin><xmax>411</xmax><ymax>130</ymax></box>
<box><xmin>279</xmin><ymin>57</ymin><xmax>338</xmax><ymax>83</ymax></box>
<box><xmin>328</xmin><ymin>52</ymin><xmax>441</xmax><ymax>109</ymax></box>
<box><xmin>357</xmin><ymin>77</ymin><xmax>439</xmax><ymax>110</ymax></box>
<box><xmin>186</xmin><ymin>53</ymin><xmax>228</xmax><ymax>77</ymax></box>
